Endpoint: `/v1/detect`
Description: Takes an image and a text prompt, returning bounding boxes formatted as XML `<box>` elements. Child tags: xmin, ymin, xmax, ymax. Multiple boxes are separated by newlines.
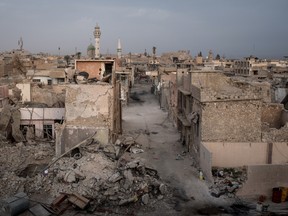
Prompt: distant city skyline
<box><xmin>0</xmin><ymin>0</ymin><xmax>287</xmax><ymax>59</ymax></box>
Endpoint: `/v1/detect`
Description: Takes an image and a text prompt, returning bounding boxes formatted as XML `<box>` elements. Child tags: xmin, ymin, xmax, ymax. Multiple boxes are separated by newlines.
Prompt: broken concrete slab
<box><xmin>125</xmin><ymin>159</ymin><xmax>142</xmax><ymax>169</ymax></box>
<box><xmin>108</xmin><ymin>172</ymin><xmax>122</xmax><ymax>183</ymax></box>
<box><xmin>118</xmin><ymin>195</ymin><xmax>138</xmax><ymax>206</ymax></box>
<box><xmin>103</xmin><ymin>145</ymin><xmax>116</xmax><ymax>159</ymax></box>
<box><xmin>130</xmin><ymin>147</ymin><xmax>144</xmax><ymax>154</ymax></box>
<box><xmin>159</xmin><ymin>183</ymin><xmax>167</xmax><ymax>195</ymax></box>
<box><xmin>114</xmin><ymin>139</ymin><xmax>122</xmax><ymax>146</ymax></box>
<box><xmin>141</xmin><ymin>193</ymin><xmax>149</xmax><ymax>205</ymax></box>
<box><xmin>123</xmin><ymin>136</ymin><xmax>135</xmax><ymax>146</ymax></box>
<box><xmin>123</xmin><ymin>169</ymin><xmax>134</xmax><ymax>182</ymax></box>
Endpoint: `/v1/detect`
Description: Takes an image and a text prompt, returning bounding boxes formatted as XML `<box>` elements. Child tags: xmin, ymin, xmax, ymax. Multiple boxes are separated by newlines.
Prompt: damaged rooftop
<box><xmin>0</xmin><ymin>24</ymin><xmax>288</xmax><ymax>215</ymax></box>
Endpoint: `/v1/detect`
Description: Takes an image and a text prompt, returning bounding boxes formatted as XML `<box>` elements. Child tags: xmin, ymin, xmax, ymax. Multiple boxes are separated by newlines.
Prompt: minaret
<box><xmin>117</xmin><ymin>39</ymin><xmax>122</xmax><ymax>59</ymax></box>
<box><xmin>93</xmin><ymin>23</ymin><xmax>101</xmax><ymax>59</ymax></box>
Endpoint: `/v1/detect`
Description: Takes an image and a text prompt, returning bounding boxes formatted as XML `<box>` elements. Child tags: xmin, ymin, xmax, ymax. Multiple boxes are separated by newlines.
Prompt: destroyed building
<box><xmin>59</xmin><ymin>79</ymin><xmax>122</xmax><ymax>155</ymax></box>
<box><xmin>157</xmin><ymin>65</ymin><xmax>288</xmax><ymax>198</ymax></box>
<box><xmin>75</xmin><ymin>59</ymin><xmax>114</xmax><ymax>81</ymax></box>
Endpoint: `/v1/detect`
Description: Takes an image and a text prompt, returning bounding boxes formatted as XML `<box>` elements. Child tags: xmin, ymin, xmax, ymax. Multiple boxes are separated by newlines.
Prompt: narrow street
<box><xmin>122</xmin><ymin>83</ymin><xmax>234</xmax><ymax>215</ymax></box>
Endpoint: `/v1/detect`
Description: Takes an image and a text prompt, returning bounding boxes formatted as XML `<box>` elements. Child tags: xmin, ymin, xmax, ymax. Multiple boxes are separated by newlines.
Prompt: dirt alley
<box><xmin>122</xmin><ymin>83</ymin><xmax>235</xmax><ymax>215</ymax></box>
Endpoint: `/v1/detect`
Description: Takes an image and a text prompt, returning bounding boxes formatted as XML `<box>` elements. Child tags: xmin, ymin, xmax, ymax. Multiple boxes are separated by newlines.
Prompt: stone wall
<box><xmin>261</xmin><ymin>103</ymin><xmax>283</xmax><ymax>129</ymax></box>
<box><xmin>262</xmin><ymin>124</ymin><xmax>288</xmax><ymax>142</ymax></box>
<box><xmin>161</xmin><ymin>73</ymin><xmax>177</xmax><ymax>126</ymax></box>
<box><xmin>31</xmin><ymin>85</ymin><xmax>65</xmax><ymax>107</ymax></box>
<box><xmin>202</xmin><ymin>100</ymin><xmax>262</xmax><ymax>142</ymax></box>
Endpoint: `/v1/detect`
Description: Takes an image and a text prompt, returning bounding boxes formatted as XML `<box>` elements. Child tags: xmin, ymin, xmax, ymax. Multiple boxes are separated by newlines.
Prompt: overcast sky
<box><xmin>0</xmin><ymin>0</ymin><xmax>287</xmax><ymax>58</ymax></box>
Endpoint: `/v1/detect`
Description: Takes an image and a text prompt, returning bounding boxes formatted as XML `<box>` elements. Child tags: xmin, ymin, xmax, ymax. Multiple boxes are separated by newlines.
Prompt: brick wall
<box><xmin>202</xmin><ymin>100</ymin><xmax>262</xmax><ymax>142</ymax></box>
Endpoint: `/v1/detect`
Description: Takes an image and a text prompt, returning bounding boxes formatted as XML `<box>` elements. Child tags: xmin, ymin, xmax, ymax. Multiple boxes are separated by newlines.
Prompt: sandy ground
<box><xmin>122</xmin><ymin>83</ymin><xmax>235</xmax><ymax>215</ymax></box>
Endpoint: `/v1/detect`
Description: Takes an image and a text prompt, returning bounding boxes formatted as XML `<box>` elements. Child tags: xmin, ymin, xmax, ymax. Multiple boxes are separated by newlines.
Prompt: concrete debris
<box><xmin>114</xmin><ymin>145</ymin><xmax>121</xmax><ymax>158</ymax></box>
<box><xmin>141</xmin><ymin>193</ymin><xmax>149</xmax><ymax>205</ymax></box>
<box><xmin>16</xmin><ymin>141</ymin><xmax>25</xmax><ymax>147</ymax></box>
<box><xmin>159</xmin><ymin>183</ymin><xmax>167</xmax><ymax>195</ymax></box>
<box><xmin>118</xmin><ymin>194</ymin><xmax>138</xmax><ymax>206</ymax></box>
<box><xmin>108</xmin><ymin>172</ymin><xmax>122</xmax><ymax>183</ymax></box>
<box><xmin>123</xmin><ymin>169</ymin><xmax>134</xmax><ymax>182</ymax></box>
<box><xmin>130</xmin><ymin>147</ymin><xmax>144</xmax><ymax>154</ymax></box>
<box><xmin>64</xmin><ymin>170</ymin><xmax>77</xmax><ymax>183</ymax></box>
<box><xmin>34</xmin><ymin>150</ymin><xmax>49</xmax><ymax>160</ymax></box>
<box><xmin>125</xmin><ymin>159</ymin><xmax>143</xmax><ymax>169</ymax></box>
<box><xmin>123</xmin><ymin>136</ymin><xmax>135</xmax><ymax>146</ymax></box>
<box><xmin>102</xmin><ymin>144</ymin><xmax>117</xmax><ymax>159</ymax></box>
<box><xmin>114</xmin><ymin>139</ymin><xmax>122</xmax><ymax>146</ymax></box>
<box><xmin>210</xmin><ymin>167</ymin><xmax>247</xmax><ymax>198</ymax></box>
<box><xmin>0</xmin><ymin>131</ymin><xmax>170</xmax><ymax>212</ymax></box>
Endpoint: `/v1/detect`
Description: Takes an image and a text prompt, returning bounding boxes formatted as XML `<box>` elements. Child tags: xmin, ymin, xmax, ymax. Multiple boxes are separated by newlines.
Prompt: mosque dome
<box><xmin>87</xmin><ymin>43</ymin><xmax>95</xmax><ymax>51</ymax></box>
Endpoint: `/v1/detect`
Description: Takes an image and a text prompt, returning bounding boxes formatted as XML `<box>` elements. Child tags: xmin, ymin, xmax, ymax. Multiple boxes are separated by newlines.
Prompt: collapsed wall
<box><xmin>60</xmin><ymin>84</ymin><xmax>114</xmax><ymax>153</ymax></box>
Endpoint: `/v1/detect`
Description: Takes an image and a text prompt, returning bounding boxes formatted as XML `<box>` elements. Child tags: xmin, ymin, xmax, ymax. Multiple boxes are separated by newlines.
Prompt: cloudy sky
<box><xmin>0</xmin><ymin>0</ymin><xmax>287</xmax><ymax>58</ymax></box>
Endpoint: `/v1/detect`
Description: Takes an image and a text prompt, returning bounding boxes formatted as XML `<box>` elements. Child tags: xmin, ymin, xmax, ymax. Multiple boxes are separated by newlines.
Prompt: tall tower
<box><xmin>117</xmin><ymin>39</ymin><xmax>122</xmax><ymax>59</ymax></box>
<box><xmin>93</xmin><ymin>23</ymin><xmax>101</xmax><ymax>59</ymax></box>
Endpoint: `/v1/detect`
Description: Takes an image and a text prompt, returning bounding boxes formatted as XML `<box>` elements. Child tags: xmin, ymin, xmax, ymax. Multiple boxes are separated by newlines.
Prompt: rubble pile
<box><xmin>0</xmin><ymin>142</ymin><xmax>54</xmax><ymax>199</ymax></box>
<box><xmin>210</xmin><ymin>167</ymin><xmax>247</xmax><ymax>198</ymax></box>
<box><xmin>0</xmin><ymin>137</ymin><xmax>168</xmax><ymax>211</ymax></box>
<box><xmin>41</xmin><ymin>141</ymin><xmax>167</xmax><ymax>208</ymax></box>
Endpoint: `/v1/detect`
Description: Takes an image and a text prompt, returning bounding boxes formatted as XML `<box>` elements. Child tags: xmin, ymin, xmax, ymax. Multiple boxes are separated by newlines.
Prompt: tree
<box><xmin>64</xmin><ymin>55</ymin><xmax>71</xmax><ymax>66</ymax></box>
<box><xmin>215</xmin><ymin>54</ymin><xmax>221</xmax><ymax>60</ymax></box>
<box><xmin>76</xmin><ymin>52</ymin><xmax>81</xmax><ymax>59</ymax></box>
<box><xmin>12</xmin><ymin>54</ymin><xmax>26</xmax><ymax>77</ymax></box>
<box><xmin>198</xmin><ymin>51</ymin><xmax>202</xmax><ymax>57</ymax></box>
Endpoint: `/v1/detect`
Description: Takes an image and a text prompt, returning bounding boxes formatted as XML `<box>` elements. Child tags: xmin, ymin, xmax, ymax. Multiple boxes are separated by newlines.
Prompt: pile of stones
<box><xmin>209</xmin><ymin>167</ymin><xmax>247</xmax><ymax>198</ymax></box>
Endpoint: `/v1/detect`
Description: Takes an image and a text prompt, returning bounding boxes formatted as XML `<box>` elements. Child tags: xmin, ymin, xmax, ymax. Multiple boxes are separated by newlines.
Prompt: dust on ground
<box><xmin>122</xmin><ymin>83</ymin><xmax>238</xmax><ymax>215</ymax></box>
